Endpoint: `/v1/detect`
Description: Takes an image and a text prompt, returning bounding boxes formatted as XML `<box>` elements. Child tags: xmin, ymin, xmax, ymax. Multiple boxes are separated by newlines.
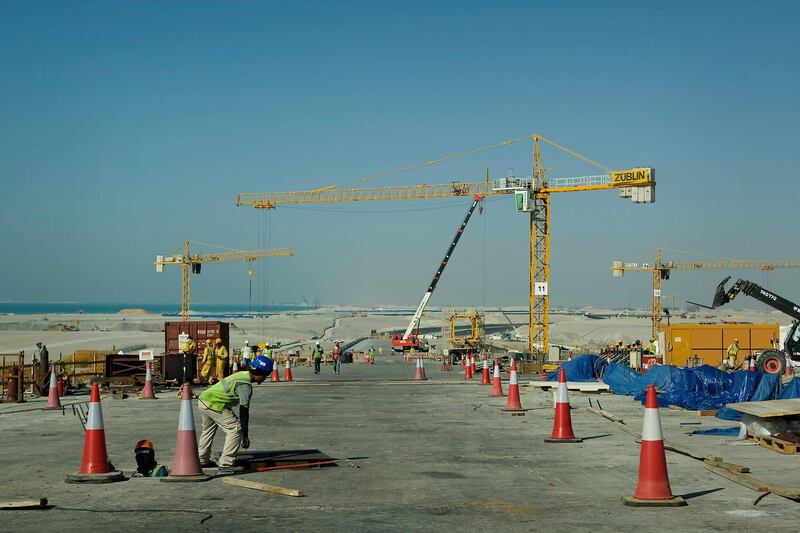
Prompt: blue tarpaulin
<box><xmin>690</xmin><ymin>427</ymin><xmax>741</xmax><ymax>436</ymax></box>
<box><xmin>546</xmin><ymin>354</ymin><xmax>600</xmax><ymax>382</ymax></box>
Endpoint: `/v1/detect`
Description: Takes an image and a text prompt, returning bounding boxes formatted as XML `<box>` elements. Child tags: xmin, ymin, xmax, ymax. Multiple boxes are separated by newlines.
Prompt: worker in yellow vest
<box><xmin>197</xmin><ymin>355</ymin><xmax>272</xmax><ymax>474</ymax></box>
<box><xmin>724</xmin><ymin>339</ymin><xmax>740</xmax><ymax>370</ymax></box>
<box><xmin>214</xmin><ymin>338</ymin><xmax>228</xmax><ymax>381</ymax></box>
<box><xmin>201</xmin><ymin>340</ymin><xmax>216</xmax><ymax>383</ymax></box>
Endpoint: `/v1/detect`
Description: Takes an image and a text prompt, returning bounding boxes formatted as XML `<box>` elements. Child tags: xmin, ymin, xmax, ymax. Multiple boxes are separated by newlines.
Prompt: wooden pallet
<box><xmin>748</xmin><ymin>435</ymin><xmax>799</xmax><ymax>455</ymax></box>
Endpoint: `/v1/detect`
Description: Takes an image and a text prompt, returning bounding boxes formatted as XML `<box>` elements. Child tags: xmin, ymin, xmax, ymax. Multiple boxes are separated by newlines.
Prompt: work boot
<box><xmin>216</xmin><ymin>465</ymin><xmax>244</xmax><ymax>475</ymax></box>
<box><xmin>199</xmin><ymin>460</ymin><xmax>218</xmax><ymax>468</ymax></box>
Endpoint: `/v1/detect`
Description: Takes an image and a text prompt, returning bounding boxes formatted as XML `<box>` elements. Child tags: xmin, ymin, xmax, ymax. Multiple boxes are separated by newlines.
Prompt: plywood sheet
<box><xmin>725</xmin><ymin>399</ymin><xmax>800</xmax><ymax>417</ymax></box>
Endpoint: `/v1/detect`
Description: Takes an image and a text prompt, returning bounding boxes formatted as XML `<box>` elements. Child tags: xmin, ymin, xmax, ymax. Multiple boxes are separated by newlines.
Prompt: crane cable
<box><xmin>309</xmin><ymin>134</ymin><xmax>612</xmax><ymax>193</ymax></box>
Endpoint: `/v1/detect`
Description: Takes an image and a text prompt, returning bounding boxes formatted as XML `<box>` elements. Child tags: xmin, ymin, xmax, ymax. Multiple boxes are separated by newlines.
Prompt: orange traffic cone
<box><xmin>231</xmin><ymin>357</ymin><xmax>239</xmax><ymax>373</ymax></box>
<box><xmin>489</xmin><ymin>359</ymin><xmax>504</xmax><ymax>397</ymax></box>
<box><xmin>46</xmin><ymin>364</ymin><xmax>61</xmax><ymax>409</ymax></box>
<box><xmin>503</xmin><ymin>359</ymin><xmax>523</xmax><ymax>411</ymax></box>
<box><xmin>623</xmin><ymin>384</ymin><xmax>686</xmax><ymax>506</ymax></box>
<box><xmin>415</xmin><ymin>357</ymin><xmax>427</xmax><ymax>380</ymax></box>
<box><xmin>271</xmin><ymin>366</ymin><xmax>281</xmax><ymax>382</ymax></box>
<box><xmin>480</xmin><ymin>355</ymin><xmax>490</xmax><ymax>385</ymax></box>
<box><xmin>545</xmin><ymin>368</ymin><xmax>582</xmax><ymax>443</ymax></box>
<box><xmin>141</xmin><ymin>361</ymin><xmax>156</xmax><ymax>399</ymax></box>
<box><xmin>470</xmin><ymin>354</ymin><xmax>477</xmax><ymax>377</ymax></box>
<box><xmin>284</xmin><ymin>359</ymin><xmax>294</xmax><ymax>382</ymax></box>
<box><xmin>163</xmin><ymin>383</ymin><xmax>207</xmax><ymax>482</ymax></box>
<box><xmin>464</xmin><ymin>358</ymin><xmax>472</xmax><ymax>380</ymax></box>
<box><xmin>65</xmin><ymin>384</ymin><xmax>124</xmax><ymax>483</ymax></box>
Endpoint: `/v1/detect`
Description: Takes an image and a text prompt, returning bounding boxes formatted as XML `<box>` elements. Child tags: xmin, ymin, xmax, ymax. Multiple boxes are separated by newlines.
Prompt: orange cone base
<box><xmin>622</xmin><ymin>495</ymin><xmax>686</xmax><ymax>507</ymax></box>
<box><xmin>502</xmin><ymin>406</ymin><xmax>525</xmax><ymax>412</ymax></box>
<box><xmin>160</xmin><ymin>474</ymin><xmax>210</xmax><ymax>483</ymax></box>
<box><xmin>489</xmin><ymin>390</ymin><xmax>505</xmax><ymax>398</ymax></box>
<box><xmin>65</xmin><ymin>470</ymin><xmax>125</xmax><ymax>484</ymax></box>
<box><xmin>544</xmin><ymin>437</ymin><xmax>583</xmax><ymax>443</ymax></box>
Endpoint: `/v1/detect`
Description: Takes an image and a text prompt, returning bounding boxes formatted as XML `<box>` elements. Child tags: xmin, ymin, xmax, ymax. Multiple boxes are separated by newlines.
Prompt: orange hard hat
<box><xmin>135</xmin><ymin>439</ymin><xmax>154</xmax><ymax>451</ymax></box>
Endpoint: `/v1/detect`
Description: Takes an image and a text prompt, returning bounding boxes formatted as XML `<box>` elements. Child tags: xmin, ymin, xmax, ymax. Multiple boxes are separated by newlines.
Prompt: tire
<box><xmin>757</xmin><ymin>350</ymin><xmax>786</xmax><ymax>375</ymax></box>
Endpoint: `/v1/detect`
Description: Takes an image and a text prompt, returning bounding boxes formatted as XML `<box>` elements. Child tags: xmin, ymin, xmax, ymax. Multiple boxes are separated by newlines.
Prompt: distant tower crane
<box><xmin>155</xmin><ymin>240</ymin><xmax>294</xmax><ymax>321</ymax></box>
<box><xmin>611</xmin><ymin>247</ymin><xmax>800</xmax><ymax>338</ymax></box>
<box><xmin>236</xmin><ymin>135</ymin><xmax>656</xmax><ymax>359</ymax></box>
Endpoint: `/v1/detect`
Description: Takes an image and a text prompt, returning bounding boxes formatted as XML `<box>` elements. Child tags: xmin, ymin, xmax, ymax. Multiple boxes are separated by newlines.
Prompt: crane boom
<box><xmin>713</xmin><ymin>277</ymin><xmax>800</xmax><ymax>321</ymax></box>
<box><xmin>400</xmin><ymin>196</ymin><xmax>483</xmax><ymax>343</ymax></box>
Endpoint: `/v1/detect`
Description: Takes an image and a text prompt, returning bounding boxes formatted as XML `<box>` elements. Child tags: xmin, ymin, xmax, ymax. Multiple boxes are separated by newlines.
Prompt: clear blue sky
<box><xmin>2</xmin><ymin>1</ymin><xmax>798</xmax><ymax>310</ymax></box>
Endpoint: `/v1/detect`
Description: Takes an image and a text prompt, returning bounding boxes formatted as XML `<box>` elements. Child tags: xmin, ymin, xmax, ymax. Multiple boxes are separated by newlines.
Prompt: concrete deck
<box><xmin>1</xmin><ymin>355</ymin><xmax>798</xmax><ymax>532</ymax></box>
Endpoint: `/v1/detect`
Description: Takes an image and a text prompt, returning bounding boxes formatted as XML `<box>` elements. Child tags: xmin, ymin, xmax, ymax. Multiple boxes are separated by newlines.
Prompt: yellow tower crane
<box><xmin>155</xmin><ymin>240</ymin><xmax>294</xmax><ymax>321</ymax></box>
<box><xmin>236</xmin><ymin>135</ymin><xmax>655</xmax><ymax>358</ymax></box>
<box><xmin>612</xmin><ymin>247</ymin><xmax>800</xmax><ymax>339</ymax></box>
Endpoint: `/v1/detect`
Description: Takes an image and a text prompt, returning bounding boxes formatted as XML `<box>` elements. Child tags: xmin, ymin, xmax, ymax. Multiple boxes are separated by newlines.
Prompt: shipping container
<box><xmin>164</xmin><ymin>321</ymin><xmax>230</xmax><ymax>381</ymax></box>
<box><xmin>659</xmin><ymin>322</ymin><xmax>779</xmax><ymax>367</ymax></box>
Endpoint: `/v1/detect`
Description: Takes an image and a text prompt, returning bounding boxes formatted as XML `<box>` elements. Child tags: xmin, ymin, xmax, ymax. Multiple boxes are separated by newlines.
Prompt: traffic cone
<box><xmin>46</xmin><ymin>365</ymin><xmax>61</xmax><ymax>409</ymax></box>
<box><xmin>284</xmin><ymin>359</ymin><xmax>294</xmax><ymax>382</ymax></box>
<box><xmin>481</xmin><ymin>355</ymin><xmax>490</xmax><ymax>385</ymax></box>
<box><xmin>231</xmin><ymin>357</ymin><xmax>239</xmax><ymax>373</ymax></box>
<box><xmin>623</xmin><ymin>384</ymin><xmax>686</xmax><ymax>506</ymax></box>
<box><xmin>140</xmin><ymin>361</ymin><xmax>156</xmax><ymax>399</ymax></box>
<box><xmin>748</xmin><ymin>355</ymin><xmax>756</xmax><ymax>372</ymax></box>
<box><xmin>271</xmin><ymin>366</ymin><xmax>281</xmax><ymax>382</ymax></box>
<box><xmin>415</xmin><ymin>357</ymin><xmax>427</xmax><ymax>380</ymax></box>
<box><xmin>163</xmin><ymin>383</ymin><xmax>207</xmax><ymax>482</ymax></box>
<box><xmin>503</xmin><ymin>359</ymin><xmax>523</xmax><ymax>411</ymax></box>
<box><xmin>65</xmin><ymin>384</ymin><xmax>124</xmax><ymax>483</ymax></box>
<box><xmin>464</xmin><ymin>358</ymin><xmax>472</xmax><ymax>380</ymax></box>
<box><xmin>489</xmin><ymin>359</ymin><xmax>504</xmax><ymax>397</ymax></box>
<box><xmin>470</xmin><ymin>355</ymin><xmax>477</xmax><ymax>377</ymax></box>
<box><xmin>545</xmin><ymin>368</ymin><xmax>582</xmax><ymax>443</ymax></box>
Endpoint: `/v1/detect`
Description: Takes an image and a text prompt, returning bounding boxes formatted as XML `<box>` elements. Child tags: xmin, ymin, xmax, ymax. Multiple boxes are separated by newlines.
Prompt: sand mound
<box><xmin>117</xmin><ymin>308</ymin><xmax>151</xmax><ymax>316</ymax></box>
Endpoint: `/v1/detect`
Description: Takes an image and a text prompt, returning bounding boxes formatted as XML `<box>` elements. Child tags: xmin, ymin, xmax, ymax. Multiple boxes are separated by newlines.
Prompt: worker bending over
<box><xmin>197</xmin><ymin>355</ymin><xmax>272</xmax><ymax>474</ymax></box>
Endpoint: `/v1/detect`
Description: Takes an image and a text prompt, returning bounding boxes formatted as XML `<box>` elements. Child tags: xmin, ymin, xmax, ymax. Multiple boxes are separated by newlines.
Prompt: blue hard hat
<box><xmin>249</xmin><ymin>355</ymin><xmax>273</xmax><ymax>375</ymax></box>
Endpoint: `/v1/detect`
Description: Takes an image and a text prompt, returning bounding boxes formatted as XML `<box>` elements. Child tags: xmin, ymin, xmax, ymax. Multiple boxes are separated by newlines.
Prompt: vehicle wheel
<box><xmin>757</xmin><ymin>350</ymin><xmax>786</xmax><ymax>375</ymax></box>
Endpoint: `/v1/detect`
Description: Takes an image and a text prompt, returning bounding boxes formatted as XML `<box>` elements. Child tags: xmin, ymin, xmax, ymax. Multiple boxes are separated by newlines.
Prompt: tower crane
<box><xmin>155</xmin><ymin>240</ymin><xmax>294</xmax><ymax>321</ymax></box>
<box><xmin>236</xmin><ymin>135</ymin><xmax>656</xmax><ymax>358</ymax></box>
<box><xmin>611</xmin><ymin>247</ymin><xmax>800</xmax><ymax>338</ymax></box>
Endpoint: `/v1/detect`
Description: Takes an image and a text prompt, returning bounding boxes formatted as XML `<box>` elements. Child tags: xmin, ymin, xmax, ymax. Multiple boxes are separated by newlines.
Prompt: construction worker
<box><xmin>725</xmin><ymin>339</ymin><xmax>740</xmax><ymax>370</ymax></box>
<box><xmin>378</xmin><ymin>346</ymin><xmax>384</xmax><ymax>355</ymax></box>
<box><xmin>133</xmin><ymin>440</ymin><xmax>169</xmax><ymax>478</ymax></box>
<box><xmin>214</xmin><ymin>338</ymin><xmax>228</xmax><ymax>381</ymax></box>
<box><xmin>257</xmin><ymin>341</ymin><xmax>267</xmax><ymax>358</ymax></box>
<box><xmin>178</xmin><ymin>335</ymin><xmax>196</xmax><ymax>384</ymax></box>
<box><xmin>197</xmin><ymin>355</ymin><xmax>273</xmax><ymax>474</ymax></box>
<box><xmin>312</xmin><ymin>341</ymin><xmax>324</xmax><ymax>374</ymax></box>
<box><xmin>369</xmin><ymin>347</ymin><xmax>376</xmax><ymax>365</ymax></box>
<box><xmin>201</xmin><ymin>340</ymin><xmax>216</xmax><ymax>383</ymax></box>
<box><xmin>241</xmin><ymin>340</ymin><xmax>252</xmax><ymax>367</ymax></box>
<box><xmin>647</xmin><ymin>338</ymin><xmax>657</xmax><ymax>355</ymax></box>
<box><xmin>332</xmin><ymin>341</ymin><xmax>342</xmax><ymax>375</ymax></box>
<box><xmin>35</xmin><ymin>342</ymin><xmax>49</xmax><ymax>394</ymax></box>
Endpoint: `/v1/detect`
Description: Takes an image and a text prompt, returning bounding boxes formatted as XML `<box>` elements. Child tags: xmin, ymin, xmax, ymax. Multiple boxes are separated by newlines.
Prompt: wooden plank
<box><xmin>223</xmin><ymin>476</ymin><xmax>304</xmax><ymax>497</ymax></box>
<box><xmin>705</xmin><ymin>464</ymin><xmax>769</xmax><ymax>492</ymax></box>
<box><xmin>748</xmin><ymin>435</ymin><xmax>799</xmax><ymax>455</ymax></box>
<box><xmin>0</xmin><ymin>498</ymin><xmax>48</xmax><ymax>509</ymax></box>
<box><xmin>585</xmin><ymin>407</ymin><xmax>624</xmax><ymax>424</ymax></box>
<box><xmin>527</xmin><ymin>381</ymin><xmax>610</xmax><ymax>392</ymax></box>
<box><xmin>704</xmin><ymin>459</ymin><xmax>750</xmax><ymax>473</ymax></box>
<box><xmin>724</xmin><ymin>399</ymin><xmax>800</xmax><ymax>418</ymax></box>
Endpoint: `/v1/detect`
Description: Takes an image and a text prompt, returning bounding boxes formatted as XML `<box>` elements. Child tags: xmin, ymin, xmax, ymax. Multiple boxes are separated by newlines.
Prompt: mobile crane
<box><xmin>706</xmin><ymin>276</ymin><xmax>800</xmax><ymax>374</ymax></box>
<box><xmin>391</xmin><ymin>195</ymin><xmax>484</xmax><ymax>352</ymax></box>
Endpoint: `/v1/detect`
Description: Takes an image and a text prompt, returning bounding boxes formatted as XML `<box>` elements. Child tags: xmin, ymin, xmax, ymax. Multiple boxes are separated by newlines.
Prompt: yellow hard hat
<box><xmin>258</xmin><ymin>341</ymin><xmax>266</xmax><ymax>350</ymax></box>
<box><xmin>215</xmin><ymin>338</ymin><xmax>222</xmax><ymax>344</ymax></box>
<box><xmin>733</xmin><ymin>338</ymin><xmax>739</xmax><ymax>342</ymax></box>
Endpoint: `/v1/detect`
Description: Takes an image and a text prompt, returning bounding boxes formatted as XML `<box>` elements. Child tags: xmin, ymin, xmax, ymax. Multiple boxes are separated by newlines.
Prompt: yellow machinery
<box><xmin>155</xmin><ymin>240</ymin><xmax>294</xmax><ymax>321</ymax></box>
<box><xmin>237</xmin><ymin>135</ymin><xmax>655</xmax><ymax>358</ymax></box>
<box><xmin>612</xmin><ymin>247</ymin><xmax>800</xmax><ymax>338</ymax></box>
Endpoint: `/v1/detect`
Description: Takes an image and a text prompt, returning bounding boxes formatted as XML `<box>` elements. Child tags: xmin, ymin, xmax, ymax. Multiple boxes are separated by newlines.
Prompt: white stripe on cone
<box><xmin>145</xmin><ymin>364</ymin><xmax>152</xmax><ymax>382</ymax></box>
<box><xmin>286</xmin><ymin>359</ymin><xmax>290</xmax><ymax>369</ymax></box>
<box><xmin>85</xmin><ymin>402</ymin><xmax>104</xmax><ymax>430</ymax></box>
<box><xmin>641</xmin><ymin>407</ymin><xmax>663</xmax><ymax>441</ymax></box>
<box><xmin>509</xmin><ymin>369</ymin><xmax>518</xmax><ymax>385</ymax></box>
<box><xmin>493</xmin><ymin>361</ymin><xmax>500</xmax><ymax>379</ymax></box>
<box><xmin>49</xmin><ymin>371</ymin><xmax>58</xmax><ymax>390</ymax></box>
<box><xmin>556</xmin><ymin>381</ymin><xmax>568</xmax><ymax>404</ymax></box>
<box><xmin>178</xmin><ymin>398</ymin><xmax>196</xmax><ymax>431</ymax></box>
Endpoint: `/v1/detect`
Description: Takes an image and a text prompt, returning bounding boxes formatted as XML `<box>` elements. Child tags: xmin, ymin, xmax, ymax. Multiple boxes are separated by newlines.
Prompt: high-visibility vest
<box><xmin>727</xmin><ymin>344</ymin><xmax>739</xmax><ymax>357</ymax></box>
<box><xmin>203</xmin><ymin>346</ymin><xmax>216</xmax><ymax>363</ymax></box>
<box><xmin>313</xmin><ymin>347</ymin><xmax>323</xmax><ymax>360</ymax></box>
<box><xmin>199</xmin><ymin>371</ymin><xmax>252</xmax><ymax>411</ymax></box>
